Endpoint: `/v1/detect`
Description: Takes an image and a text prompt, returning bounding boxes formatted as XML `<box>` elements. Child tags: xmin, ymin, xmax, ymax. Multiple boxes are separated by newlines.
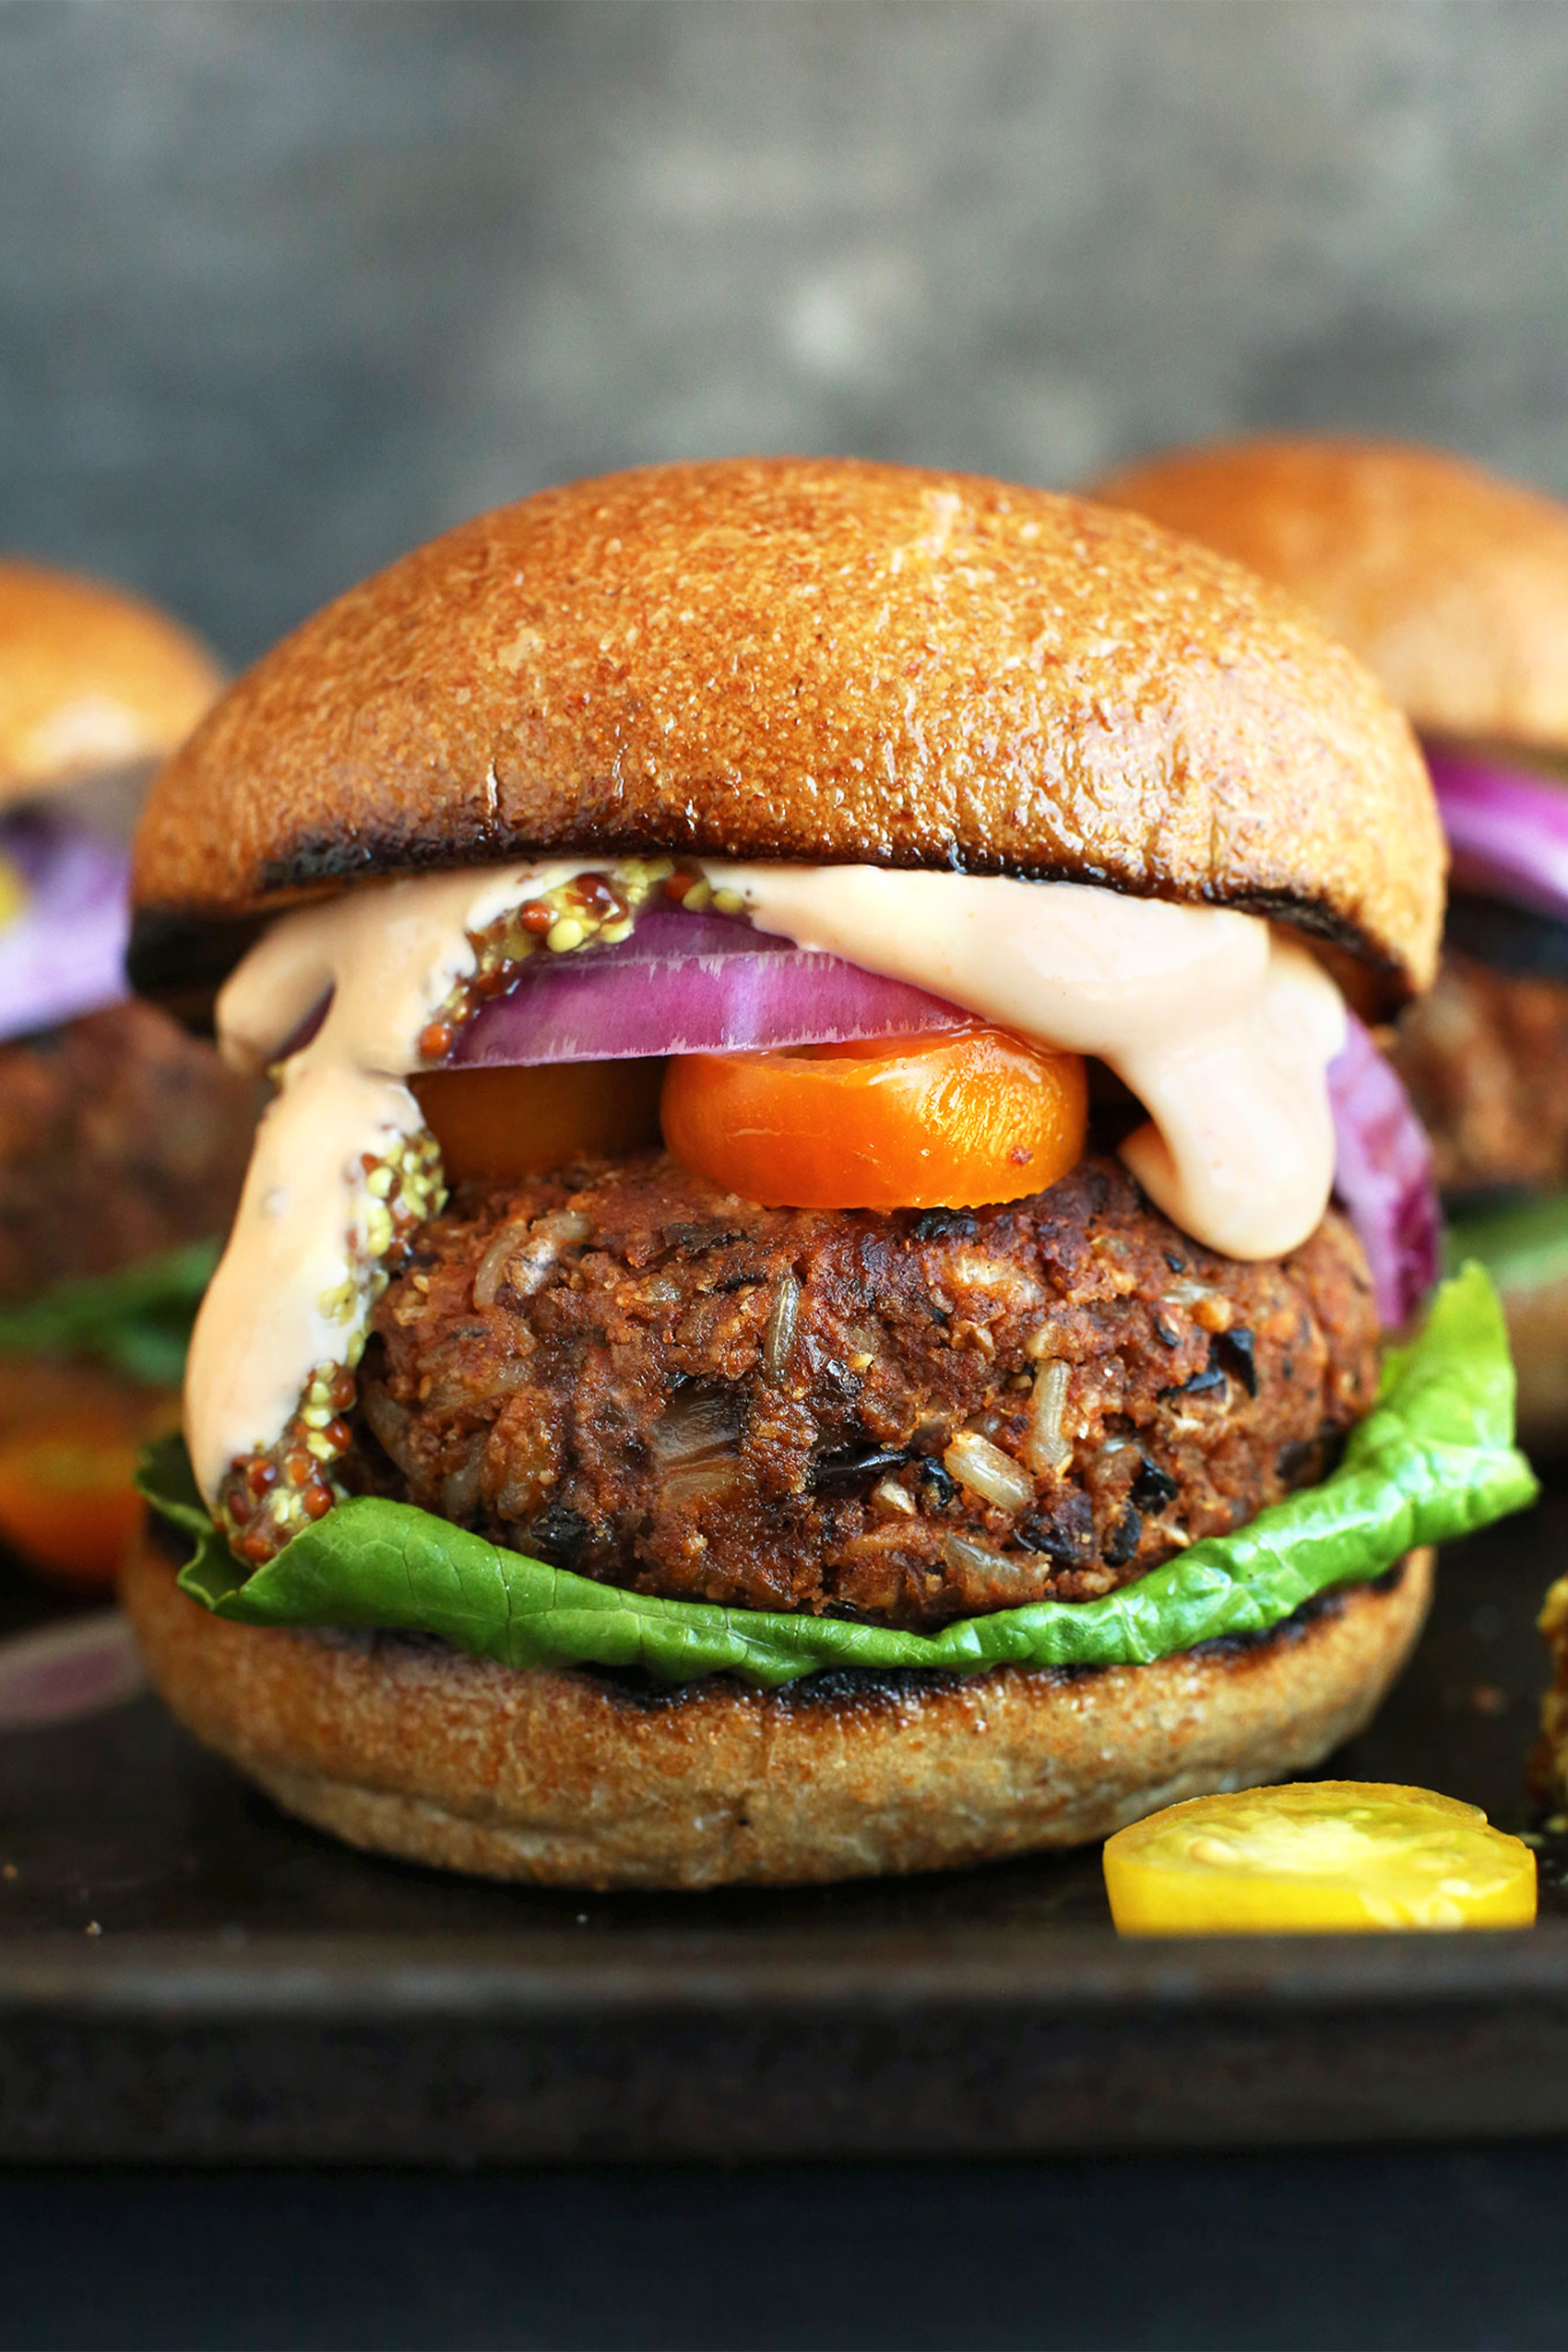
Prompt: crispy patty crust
<box><xmin>347</xmin><ymin>1152</ymin><xmax>1380</xmax><ymax>1633</ymax></box>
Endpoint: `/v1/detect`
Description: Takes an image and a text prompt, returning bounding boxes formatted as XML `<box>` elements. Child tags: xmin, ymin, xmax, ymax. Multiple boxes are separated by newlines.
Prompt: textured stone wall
<box><xmin>4</xmin><ymin>0</ymin><xmax>1568</xmax><ymax>659</ymax></box>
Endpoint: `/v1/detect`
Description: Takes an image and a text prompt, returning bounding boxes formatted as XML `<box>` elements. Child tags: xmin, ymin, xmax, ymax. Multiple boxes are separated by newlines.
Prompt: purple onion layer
<box><xmin>0</xmin><ymin>812</ymin><xmax>129</xmax><ymax>1042</ymax></box>
<box><xmin>1426</xmin><ymin>745</ymin><xmax>1568</xmax><ymax>924</ymax></box>
<box><xmin>454</xmin><ymin>906</ymin><xmax>966</xmax><ymax>1065</ymax></box>
<box><xmin>1328</xmin><ymin>1013</ymin><xmax>1441</xmax><ymax>1328</ymax></box>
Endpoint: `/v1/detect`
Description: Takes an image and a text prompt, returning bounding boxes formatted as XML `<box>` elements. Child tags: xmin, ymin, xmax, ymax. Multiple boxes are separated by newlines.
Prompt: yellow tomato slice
<box><xmin>0</xmin><ymin>852</ymin><xmax>27</xmax><ymax>933</ymax></box>
<box><xmin>1103</xmin><ymin>1782</ymin><xmax>1538</xmax><ymax>1935</ymax></box>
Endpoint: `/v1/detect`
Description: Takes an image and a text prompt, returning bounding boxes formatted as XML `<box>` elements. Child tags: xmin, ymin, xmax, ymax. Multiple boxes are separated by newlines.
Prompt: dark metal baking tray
<box><xmin>2</xmin><ymin>1493</ymin><xmax>1568</xmax><ymax>2165</ymax></box>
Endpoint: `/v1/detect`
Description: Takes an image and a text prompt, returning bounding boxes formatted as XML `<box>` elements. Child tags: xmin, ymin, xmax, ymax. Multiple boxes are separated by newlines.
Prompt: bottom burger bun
<box><xmin>121</xmin><ymin>1526</ymin><xmax>1432</xmax><ymax>1890</ymax></box>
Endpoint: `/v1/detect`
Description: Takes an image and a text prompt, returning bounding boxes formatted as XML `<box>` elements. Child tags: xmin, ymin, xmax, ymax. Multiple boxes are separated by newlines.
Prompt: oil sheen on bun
<box><xmin>122</xmin><ymin>1528</ymin><xmax>1431</xmax><ymax>1890</ymax></box>
<box><xmin>0</xmin><ymin>558</ymin><xmax>222</xmax><ymax>805</ymax></box>
<box><xmin>130</xmin><ymin>457</ymin><xmax>1441</xmax><ymax>1010</ymax></box>
<box><xmin>1092</xmin><ymin>437</ymin><xmax>1568</xmax><ymax>754</ymax></box>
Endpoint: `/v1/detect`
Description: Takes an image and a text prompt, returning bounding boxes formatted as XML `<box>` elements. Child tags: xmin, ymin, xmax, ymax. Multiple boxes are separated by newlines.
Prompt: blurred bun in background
<box><xmin>0</xmin><ymin>558</ymin><xmax>224</xmax><ymax>812</ymax></box>
<box><xmin>1092</xmin><ymin>438</ymin><xmax>1568</xmax><ymax>1450</ymax></box>
<box><xmin>1090</xmin><ymin>440</ymin><xmax>1568</xmax><ymax>752</ymax></box>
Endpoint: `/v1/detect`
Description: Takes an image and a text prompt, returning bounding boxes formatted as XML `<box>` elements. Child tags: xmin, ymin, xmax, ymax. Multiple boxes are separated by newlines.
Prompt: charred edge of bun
<box><xmin>127</xmin><ymin>461</ymin><xmax>1443</xmax><ymax>1017</ymax></box>
<box><xmin>139</xmin><ymin>1506</ymin><xmax>1410</xmax><ymax>1715</ymax></box>
<box><xmin>127</xmin><ymin>852</ymin><xmax>1403</xmax><ymax>1032</ymax></box>
<box><xmin>123</xmin><ymin>1520</ymin><xmax>1433</xmax><ymax>1889</ymax></box>
<box><xmin>512</xmin><ymin>1560</ymin><xmax>1413</xmax><ymax>1717</ymax></box>
<box><xmin>125</xmin><ymin>908</ymin><xmax>274</xmax><ymax>1035</ymax></box>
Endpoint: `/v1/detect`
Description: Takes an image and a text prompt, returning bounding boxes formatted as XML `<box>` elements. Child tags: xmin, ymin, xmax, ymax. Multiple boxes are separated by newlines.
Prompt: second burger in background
<box><xmin>0</xmin><ymin>561</ymin><xmax>260</xmax><ymax>1584</ymax></box>
<box><xmin>1092</xmin><ymin>437</ymin><xmax>1568</xmax><ymax>1451</ymax></box>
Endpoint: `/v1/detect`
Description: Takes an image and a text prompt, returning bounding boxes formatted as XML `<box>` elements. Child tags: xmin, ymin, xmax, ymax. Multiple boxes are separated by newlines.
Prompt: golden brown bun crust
<box><xmin>0</xmin><ymin>560</ymin><xmax>222</xmax><ymax>805</ymax></box>
<box><xmin>121</xmin><ymin>1529</ymin><xmax>1431</xmax><ymax>1889</ymax></box>
<box><xmin>131</xmin><ymin>458</ymin><xmax>1441</xmax><ymax>1006</ymax></box>
<box><xmin>1092</xmin><ymin>438</ymin><xmax>1568</xmax><ymax>753</ymax></box>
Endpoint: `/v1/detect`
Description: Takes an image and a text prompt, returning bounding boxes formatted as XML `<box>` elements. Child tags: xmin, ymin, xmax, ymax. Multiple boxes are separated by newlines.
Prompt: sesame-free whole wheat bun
<box><xmin>1089</xmin><ymin>437</ymin><xmax>1568</xmax><ymax>753</ymax></box>
<box><xmin>0</xmin><ymin>558</ymin><xmax>223</xmax><ymax>805</ymax></box>
<box><xmin>124</xmin><ymin>458</ymin><xmax>1456</xmax><ymax>1891</ymax></box>
<box><xmin>122</xmin><ymin>1526</ymin><xmax>1432</xmax><ymax>1889</ymax></box>
<box><xmin>130</xmin><ymin>457</ymin><xmax>1440</xmax><ymax>1012</ymax></box>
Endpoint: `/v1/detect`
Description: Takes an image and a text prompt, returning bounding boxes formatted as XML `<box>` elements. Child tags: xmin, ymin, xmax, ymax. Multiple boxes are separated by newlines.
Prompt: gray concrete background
<box><xmin>3</xmin><ymin>0</ymin><xmax>1567</xmax><ymax>663</ymax></box>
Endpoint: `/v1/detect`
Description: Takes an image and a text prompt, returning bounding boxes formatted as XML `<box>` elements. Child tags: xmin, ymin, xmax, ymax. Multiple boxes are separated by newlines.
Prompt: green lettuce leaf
<box><xmin>0</xmin><ymin>1239</ymin><xmax>220</xmax><ymax>1387</ymax></box>
<box><xmin>137</xmin><ymin>1263</ymin><xmax>1538</xmax><ymax>1690</ymax></box>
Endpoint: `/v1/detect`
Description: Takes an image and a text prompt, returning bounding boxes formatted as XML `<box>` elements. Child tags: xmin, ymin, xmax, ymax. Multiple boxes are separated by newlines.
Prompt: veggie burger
<box><xmin>0</xmin><ymin>561</ymin><xmax>256</xmax><ymax>1582</ymax></box>
<box><xmin>1093</xmin><ymin>438</ymin><xmax>1568</xmax><ymax>1453</ymax></box>
<box><xmin>124</xmin><ymin>460</ymin><xmax>1533</xmax><ymax>1887</ymax></box>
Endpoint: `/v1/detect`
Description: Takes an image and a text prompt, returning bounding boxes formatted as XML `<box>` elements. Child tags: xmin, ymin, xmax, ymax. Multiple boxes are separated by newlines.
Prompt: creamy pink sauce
<box><xmin>187</xmin><ymin>861</ymin><xmax>1346</xmax><ymax>1505</ymax></box>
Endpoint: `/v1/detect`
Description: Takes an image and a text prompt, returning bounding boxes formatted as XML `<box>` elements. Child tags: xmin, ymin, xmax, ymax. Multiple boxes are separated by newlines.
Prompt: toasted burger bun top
<box><xmin>131</xmin><ymin>457</ymin><xmax>1441</xmax><ymax>1008</ymax></box>
<box><xmin>1091</xmin><ymin>437</ymin><xmax>1568</xmax><ymax>754</ymax></box>
<box><xmin>0</xmin><ymin>559</ymin><xmax>223</xmax><ymax>808</ymax></box>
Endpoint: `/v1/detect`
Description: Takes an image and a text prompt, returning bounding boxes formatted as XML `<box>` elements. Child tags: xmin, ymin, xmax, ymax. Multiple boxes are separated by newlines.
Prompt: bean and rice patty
<box><xmin>343</xmin><ymin>1152</ymin><xmax>1380</xmax><ymax>1633</ymax></box>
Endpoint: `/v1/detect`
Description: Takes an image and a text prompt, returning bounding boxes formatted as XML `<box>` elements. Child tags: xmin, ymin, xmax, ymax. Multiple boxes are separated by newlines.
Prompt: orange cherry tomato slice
<box><xmin>0</xmin><ymin>1415</ymin><xmax>148</xmax><ymax>1587</ymax></box>
<box><xmin>413</xmin><ymin>1059</ymin><xmax>666</xmax><ymax>1184</ymax></box>
<box><xmin>660</xmin><ymin>1026</ymin><xmax>1088</xmax><ymax>1210</ymax></box>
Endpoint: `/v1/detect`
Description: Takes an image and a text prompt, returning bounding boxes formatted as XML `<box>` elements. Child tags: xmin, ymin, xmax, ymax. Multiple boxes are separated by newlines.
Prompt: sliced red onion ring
<box><xmin>1328</xmin><ymin>1014</ymin><xmax>1440</xmax><ymax>1329</ymax></box>
<box><xmin>0</xmin><ymin>812</ymin><xmax>129</xmax><ymax>1042</ymax></box>
<box><xmin>1425</xmin><ymin>746</ymin><xmax>1568</xmax><ymax>924</ymax></box>
<box><xmin>0</xmin><ymin>1609</ymin><xmax>147</xmax><ymax>1732</ymax></box>
<box><xmin>454</xmin><ymin>907</ymin><xmax>967</xmax><ymax>1066</ymax></box>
